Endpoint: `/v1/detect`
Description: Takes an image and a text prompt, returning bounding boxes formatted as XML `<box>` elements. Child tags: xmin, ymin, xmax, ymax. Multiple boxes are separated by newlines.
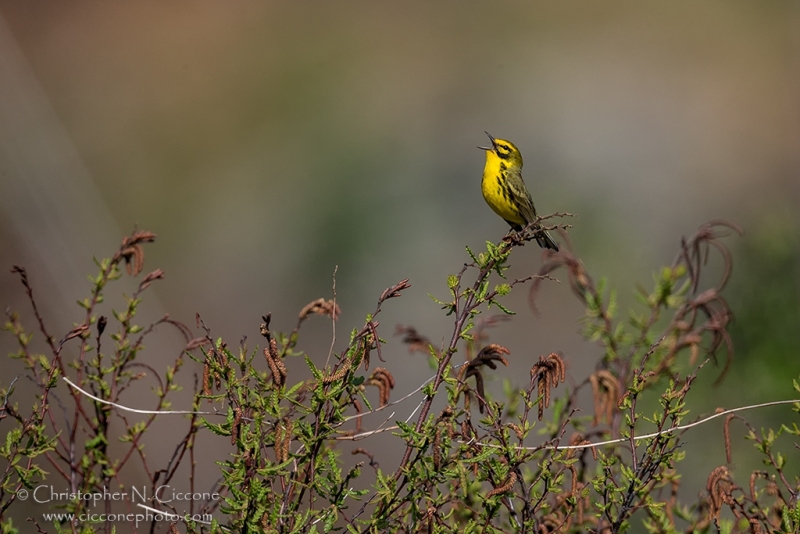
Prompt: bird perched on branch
<box><xmin>478</xmin><ymin>132</ymin><xmax>559</xmax><ymax>251</ymax></box>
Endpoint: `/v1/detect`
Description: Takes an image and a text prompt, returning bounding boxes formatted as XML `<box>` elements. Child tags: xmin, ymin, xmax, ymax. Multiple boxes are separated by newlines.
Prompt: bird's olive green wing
<box><xmin>504</xmin><ymin>161</ymin><xmax>560</xmax><ymax>251</ymax></box>
<box><xmin>505</xmin><ymin>168</ymin><xmax>538</xmax><ymax>225</ymax></box>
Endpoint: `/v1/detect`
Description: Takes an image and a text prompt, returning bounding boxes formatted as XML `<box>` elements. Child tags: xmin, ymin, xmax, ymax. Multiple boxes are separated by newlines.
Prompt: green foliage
<box><xmin>2</xmin><ymin>222</ymin><xmax>798</xmax><ymax>533</ymax></box>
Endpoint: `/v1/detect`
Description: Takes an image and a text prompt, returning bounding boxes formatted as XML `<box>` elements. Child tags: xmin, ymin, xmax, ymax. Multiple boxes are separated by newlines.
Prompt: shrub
<box><xmin>2</xmin><ymin>221</ymin><xmax>798</xmax><ymax>533</ymax></box>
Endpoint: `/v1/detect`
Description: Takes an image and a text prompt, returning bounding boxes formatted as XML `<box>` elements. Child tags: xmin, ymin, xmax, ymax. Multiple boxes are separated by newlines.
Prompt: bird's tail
<box><xmin>535</xmin><ymin>229</ymin><xmax>559</xmax><ymax>252</ymax></box>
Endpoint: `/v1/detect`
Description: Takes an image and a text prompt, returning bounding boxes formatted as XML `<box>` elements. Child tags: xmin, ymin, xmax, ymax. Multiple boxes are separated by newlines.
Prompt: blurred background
<box><xmin>1</xmin><ymin>0</ymin><xmax>799</xmax><ymax>528</ymax></box>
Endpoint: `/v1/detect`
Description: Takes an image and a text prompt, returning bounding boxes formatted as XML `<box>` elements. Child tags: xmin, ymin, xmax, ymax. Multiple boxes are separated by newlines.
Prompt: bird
<box><xmin>478</xmin><ymin>132</ymin><xmax>559</xmax><ymax>251</ymax></box>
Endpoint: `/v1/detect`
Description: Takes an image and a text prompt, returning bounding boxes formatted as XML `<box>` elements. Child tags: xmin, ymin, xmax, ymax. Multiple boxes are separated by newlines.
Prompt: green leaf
<box><xmin>494</xmin><ymin>283</ymin><xmax>511</xmax><ymax>296</ymax></box>
<box><xmin>466</xmin><ymin>245</ymin><xmax>480</xmax><ymax>265</ymax></box>
<box><xmin>447</xmin><ymin>275</ymin><xmax>459</xmax><ymax>290</ymax></box>
<box><xmin>305</xmin><ymin>354</ymin><xmax>323</xmax><ymax>381</ymax></box>
<box><xmin>488</xmin><ymin>298</ymin><xmax>515</xmax><ymax>315</ymax></box>
<box><xmin>202</xmin><ymin>419</ymin><xmax>231</xmax><ymax>437</ymax></box>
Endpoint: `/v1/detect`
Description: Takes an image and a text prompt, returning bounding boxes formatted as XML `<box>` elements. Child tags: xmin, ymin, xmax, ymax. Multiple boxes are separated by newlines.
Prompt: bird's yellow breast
<box><xmin>481</xmin><ymin>152</ymin><xmax>525</xmax><ymax>226</ymax></box>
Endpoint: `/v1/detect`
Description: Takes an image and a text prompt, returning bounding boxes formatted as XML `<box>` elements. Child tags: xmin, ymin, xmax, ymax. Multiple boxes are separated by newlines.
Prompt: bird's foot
<box><xmin>502</xmin><ymin>230</ymin><xmax>526</xmax><ymax>246</ymax></box>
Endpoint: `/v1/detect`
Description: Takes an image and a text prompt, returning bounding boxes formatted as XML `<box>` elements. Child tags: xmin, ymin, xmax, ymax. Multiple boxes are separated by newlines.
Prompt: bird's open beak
<box><xmin>477</xmin><ymin>131</ymin><xmax>496</xmax><ymax>151</ymax></box>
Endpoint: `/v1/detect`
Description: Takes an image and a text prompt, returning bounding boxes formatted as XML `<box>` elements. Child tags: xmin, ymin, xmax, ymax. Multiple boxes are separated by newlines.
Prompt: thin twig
<box><xmin>62</xmin><ymin>377</ymin><xmax>216</xmax><ymax>416</ymax></box>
